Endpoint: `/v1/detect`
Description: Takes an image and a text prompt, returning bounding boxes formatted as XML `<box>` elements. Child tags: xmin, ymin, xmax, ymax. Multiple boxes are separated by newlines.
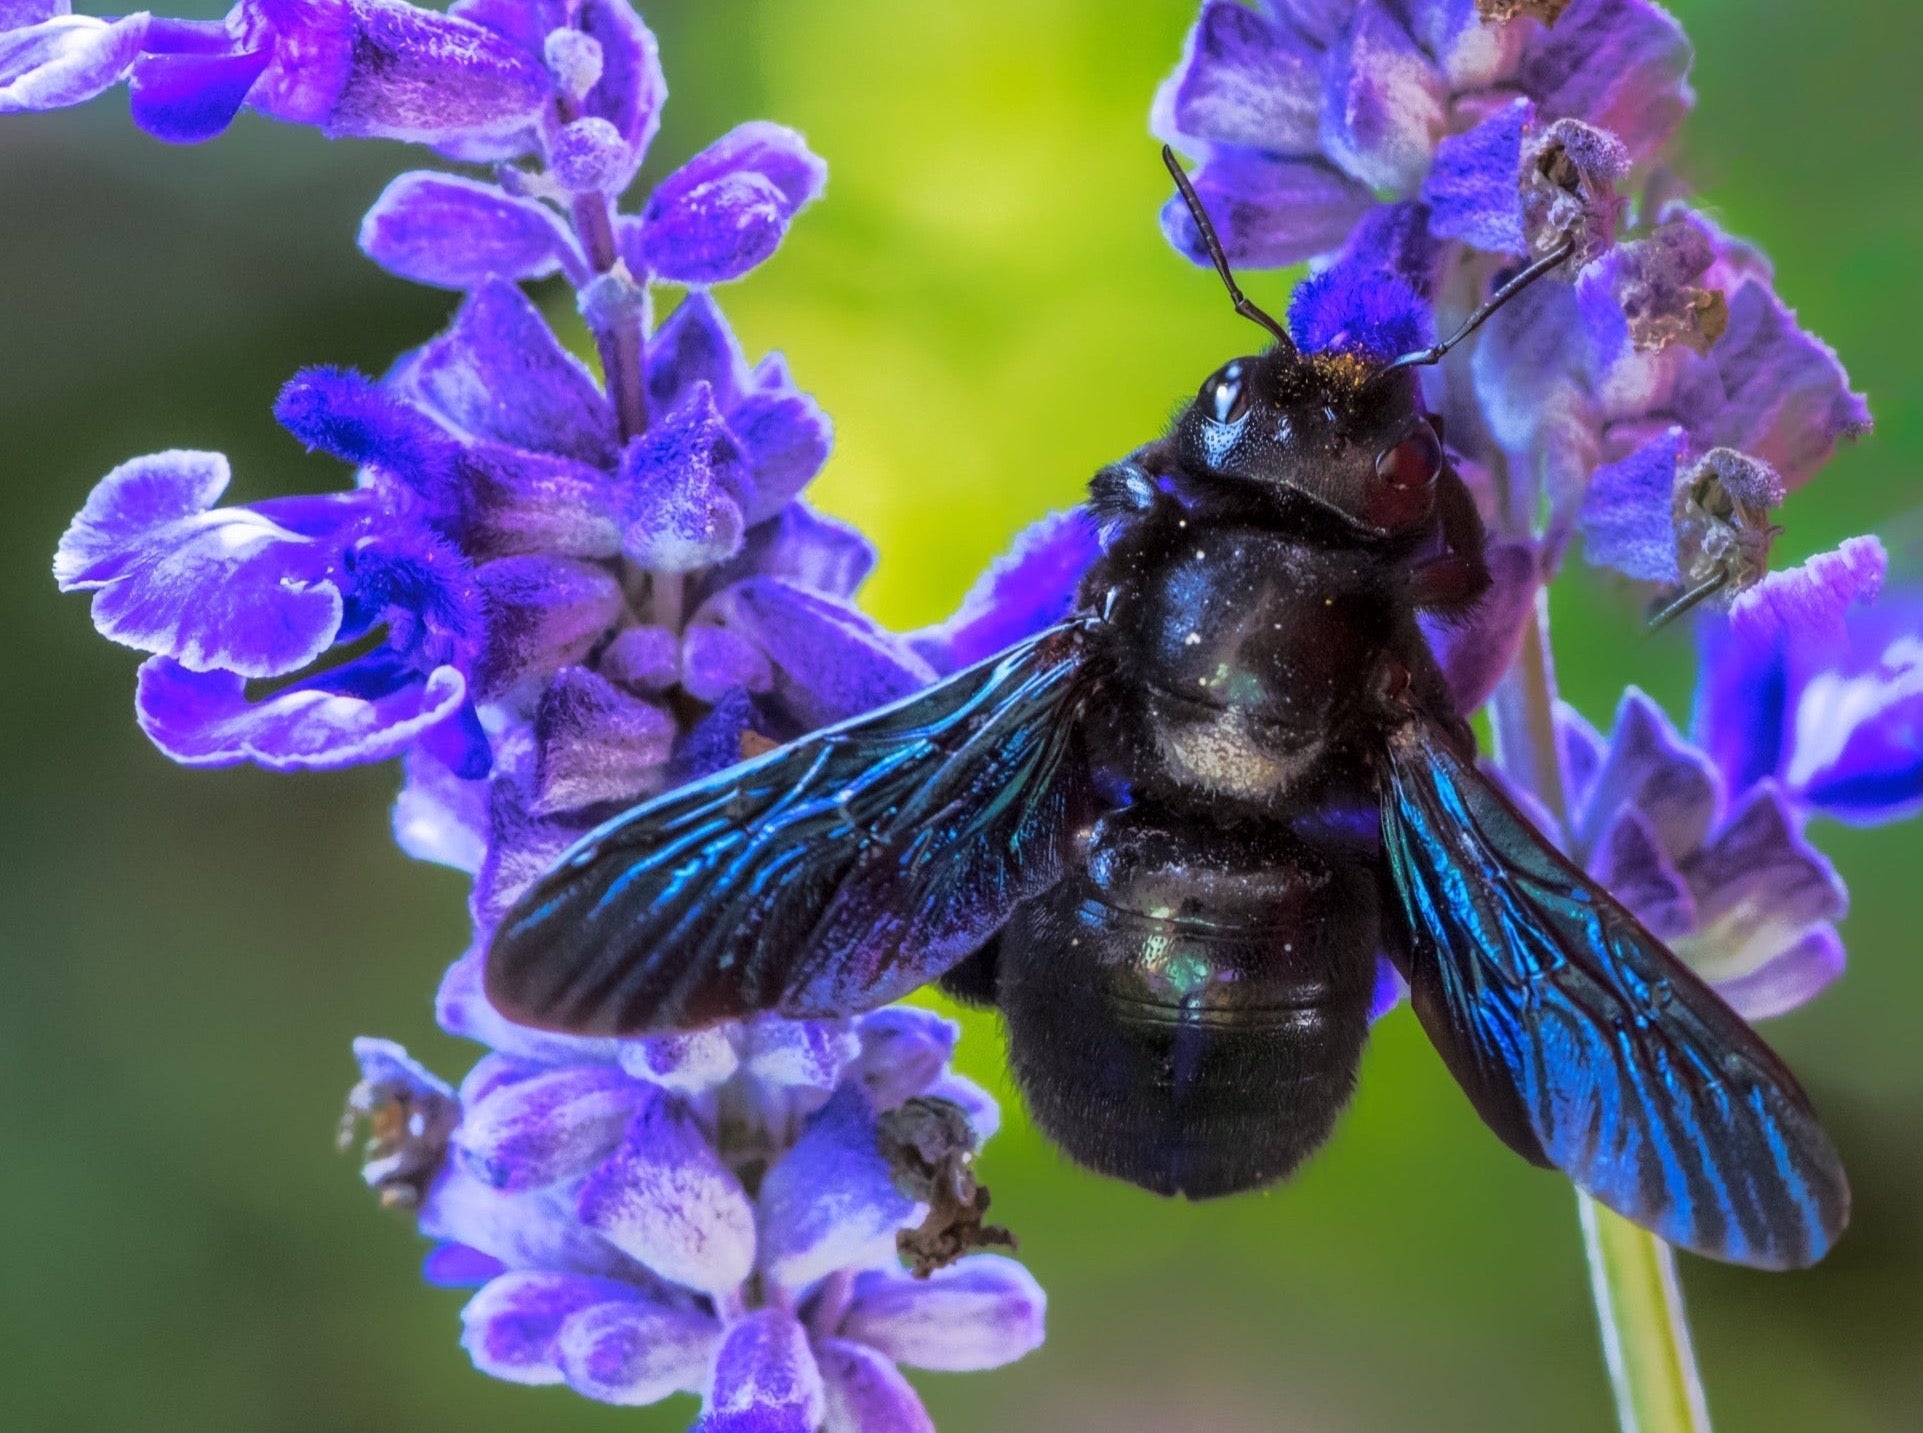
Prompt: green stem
<box><xmin>1489</xmin><ymin>591</ymin><xmax>1714</xmax><ymax>1433</ymax></box>
<box><xmin>1579</xmin><ymin>1196</ymin><xmax>1714</xmax><ymax>1433</ymax></box>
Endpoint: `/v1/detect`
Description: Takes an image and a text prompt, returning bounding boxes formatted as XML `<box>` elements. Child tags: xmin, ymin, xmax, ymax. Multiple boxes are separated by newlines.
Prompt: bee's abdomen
<box><xmin>998</xmin><ymin>804</ymin><xmax>1379</xmax><ymax>1199</ymax></box>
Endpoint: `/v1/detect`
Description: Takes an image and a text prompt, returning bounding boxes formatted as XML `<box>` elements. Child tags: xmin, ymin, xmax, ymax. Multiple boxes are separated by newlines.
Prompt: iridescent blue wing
<box><xmin>486</xmin><ymin>623</ymin><xmax>1095</xmax><ymax>1035</ymax></box>
<box><xmin>1379</xmin><ymin>716</ymin><xmax>1849</xmax><ymax>1270</ymax></box>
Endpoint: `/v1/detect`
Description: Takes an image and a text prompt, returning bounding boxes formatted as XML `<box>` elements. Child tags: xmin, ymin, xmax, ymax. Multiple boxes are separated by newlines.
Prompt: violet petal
<box><xmin>696</xmin><ymin>1308</ymin><xmax>826</xmax><ymax>1433</ymax></box>
<box><xmin>397</xmin><ymin>278</ymin><xmax>618</xmax><ymax>467</ymax></box>
<box><xmin>817</xmin><ymin>1339</ymin><xmax>935</xmax><ymax>1433</ymax></box>
<box><xmin>909</xmin><ymin>510</ymin><xmax>1097</xmax><ymax>674</ymax></box>
<box><xmin>360</xmin><ymin>171</ymin><xmax>575</xmax><ymax>288</ymax></box>
<box><xmin>455</xmin><ymin>1063</ymin><xmax>642</xmax><ymax>1192</ymax></box>
<box><xmin>459</xmin><ymin>1270</ymin><xmax>641</xmax><ymax>1385</ymax></box>
<box><xmin>758</xmin><ymin>1084</ymin><xmax>922</xmax><ymax>1293</ymax></box>
<box><xmin>135</xmin><ymin>657</ymin><xmax>468</xmax><ymax>771</ymax></box>
<box><xmin>557</xmin><ymin>1297</ymin><xmax>721</xmax><ymax>1406</ymax></box>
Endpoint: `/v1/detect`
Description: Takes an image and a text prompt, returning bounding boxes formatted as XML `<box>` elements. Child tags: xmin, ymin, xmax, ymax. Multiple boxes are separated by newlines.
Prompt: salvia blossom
<box><xmin>1148</xmin><ymin>0</ymin><xmax>1903</xmax><ymax>1027</ymax></box>
<box><xmin>36</xmin><ymin>0</ymin><xmax>1050</xmax><ymax>1424</ymax></box>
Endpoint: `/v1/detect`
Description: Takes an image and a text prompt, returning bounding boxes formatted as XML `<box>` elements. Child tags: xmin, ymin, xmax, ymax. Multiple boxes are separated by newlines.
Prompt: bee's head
<box><xmin>1158</xmin><ymin>145</ymin><xmax>1572</xmax><ymax>538</ymax></box>
<box><xmin>1172</xmin><ymin>342</ymin><xmax>1444</xmax><ymax>537</ymax></box>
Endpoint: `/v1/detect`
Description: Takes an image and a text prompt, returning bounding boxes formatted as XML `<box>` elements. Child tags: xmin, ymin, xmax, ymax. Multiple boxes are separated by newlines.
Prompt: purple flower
<box><xmin>40</xmin><ymin>4</ymin><xmax>1052</xmax><ymax>1421</ymax></box>
<box><xmin>1550</xmin><ymin>690</ymin><xmax>1849</xmax><ymax>1020</ymax></box>
<box><xmin>346</xmin><ymin>1008</ymin><xmax>1042</xmax><ymax>1426</ymax></box>
<box><xmin>1153</xmin><ymin>0</ymin><xmax>1690</xmax><ymax>268</ymax></box>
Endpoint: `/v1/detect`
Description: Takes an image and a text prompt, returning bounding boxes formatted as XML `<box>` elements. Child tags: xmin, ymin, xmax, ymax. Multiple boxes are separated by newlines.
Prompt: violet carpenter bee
<box><xmin>487</xmin><ymin>150</ymin><xmax>1848</xmax><ymax>1270</ymax></box>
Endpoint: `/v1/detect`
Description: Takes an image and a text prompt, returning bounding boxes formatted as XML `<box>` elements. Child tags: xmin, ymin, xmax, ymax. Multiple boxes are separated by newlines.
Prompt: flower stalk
<box><xmin>1490</xmin><ymin>594</ymin><xmax>1712</xmax><ymax>1433</ymax></box>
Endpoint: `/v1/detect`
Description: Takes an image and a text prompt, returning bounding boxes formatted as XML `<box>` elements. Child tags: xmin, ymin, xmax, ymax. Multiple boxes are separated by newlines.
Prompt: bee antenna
<box><xmin>1363</xmin><ymin>235</ymin><xmax>1579</xmax><ymax>392</ymax></box>
<box><xmin>1162</xmin><ymin>145</ymin><xmax>1297</xmax><ymax>354</ymax></box>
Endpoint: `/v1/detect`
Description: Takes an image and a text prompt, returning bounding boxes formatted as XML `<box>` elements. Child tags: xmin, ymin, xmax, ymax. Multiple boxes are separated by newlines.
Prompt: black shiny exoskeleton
<box><xmin>484</xmin><ymin>154</ymin><xmax>1849</xmax><ymax>1268</ymax></box>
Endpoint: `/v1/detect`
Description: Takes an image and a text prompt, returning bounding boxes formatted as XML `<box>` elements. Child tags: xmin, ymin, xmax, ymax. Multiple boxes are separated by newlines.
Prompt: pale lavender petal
<box><xmin>1709</xmin><ymin>925</ymin><xmax>1845</xmax><ymax>1023</ymax></box>
<box><xmin>679</xmin><ymin>623</ymin><xmax>773</xmax><ymax>702</ymax></box>
<box><xmin>397</xmin><ymin>278</ymin><xmax>617</xmax><ymax>467</ymax></box>
<box><xmin>359</xmin><ymin>171</ymin><xmax>575</xmax><ymax>288</ymax></box>
<box><xmin>392</xmin><ymin>744</ymin><xmax>491</xmax><ymax>872</ymax></box>
<box><xmin>909</xmin><ymin>510</ymin><xmax>1096</xmax><ymax>673</ymax></box>
<box><xmin>850</xmin><ymin>1008</ymin><xmax>958</xmax><ymax>1112</ymax></box>
<box><xmin>1727</xmin><ymin>537</ymin><xmax>1885</xmax><ymax>652</ymax></box>
<box><xmin>558</xmin><ymin>1298</ymin><xmax>721</xmax><ymax>1405</ymax></box>
<box><xmin>716</xmin><ymin>506</ymin><xmax>874</xmax><ymax>600</ymax></box>
<box><xmin>424</xmin><ymin>1164</ymin><xmax>641</xmax><ymax>1278</ymax></box>
<box><xmin>531</xmin><ymin>666</ymin><xmax>676</xmax><ymax>813</ymax></box>
<box><xmin>617</xmin><ymin>1028</ymin><xmax>742</xmax><ymax>1095</ymax></box>
<box><xmin>842</xmin><ymin>1256</ymin><xmax>1046</xmax><ymax>1373</ymax></box>
<box><xmin>758</xmin><ymin>1086</ymin><xmax>922</xmax><ymax>1292</ymax></box>
<box><xmin>1152</xmin><ymin>0</ymin><xmax>1324</xmax><ymax>155</ymax></box>
<box><xmin>135</xmin><ymin>658</ymin><xmax>468</xmax><ymax>771</ymax></box>
<box><xmin>696</xmin><ymin>1309</ymin><xmax>825</xmax><ymax>1433</ymax></box>
<box><xmin>742</xmin><ymin>1018</ymin><xmax>860</xmax><ymax>1096</ymax></box>
<box><xmin>817</xmin><ymin>1339</ymin><xmax>935</xmax><ymax>1433</ymax></box>
<box><xmin>0</xmin><ymin>12</ymin><xmax>149</xmax><ymax>114</ymax></box>
<box><xmin>1159</xmin><ymin>147</ymin><xmax>1374</xmax><ymax>268</ymax></box>
<box><xmin>578</xmin><ymin>1088</ymin><xmax>758</xmax><ymax>1297</ymax></box>
<box><xmin>1317</xmin><ymin>0</ymin><xmax>1445</xmax><ymax>193</ymax></box>
<box><xmin>56</xmin><ymin>451</ymin><xmax>354</xmax><ymax>678</ymax></box>
<box><xmin>455</xmin><ymin>1064</ymin><xmax>642</xmax><ymax>1192</ymax></box>
<box><xmin>459</xmin><ymin>1270</ymin><xmax>640</xmax><ymax>1385</ymax></box>
<box><xmin>1675</xmin><ymin>785</ymin><xmax>1849</xmax><ymax>1006</ymax></box>
<box><xmin>1575</xmin><ymin>688</ymin><xmax>1721</xmax><ymax>860</ymax></box>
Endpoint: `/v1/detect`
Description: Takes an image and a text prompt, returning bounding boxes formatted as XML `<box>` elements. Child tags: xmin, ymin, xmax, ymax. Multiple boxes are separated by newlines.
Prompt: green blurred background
<box><xmin>3</xmin><ymin>1</ymin><xmax>1920</xmax><ymax>1428</ymax></box>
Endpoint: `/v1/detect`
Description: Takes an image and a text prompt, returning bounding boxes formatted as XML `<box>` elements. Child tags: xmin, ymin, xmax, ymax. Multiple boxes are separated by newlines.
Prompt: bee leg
<box><xmin>1410</xmin><ymin>466</ymin><xmax>1492</xmax><ymax>616</ymax></box>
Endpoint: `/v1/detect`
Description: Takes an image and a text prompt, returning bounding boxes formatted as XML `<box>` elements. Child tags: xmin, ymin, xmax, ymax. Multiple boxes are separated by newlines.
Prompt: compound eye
<box><xmin>1375</xmin><ymin>422</ymin><xmax>1443</xmax><ymax>490</ymax></box>
<box><xmin>1200</xmin><ymin>360</ymin><xmax>1251</xmax><ymax>424</ymax></box>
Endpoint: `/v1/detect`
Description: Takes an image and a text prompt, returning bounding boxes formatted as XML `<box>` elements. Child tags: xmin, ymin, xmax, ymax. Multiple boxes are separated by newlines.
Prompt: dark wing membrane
<box><xmin>486</xmin><ymin>623</ymin><xmax>1095</xmax><ymax>1035</ymax></box>
<box><xmin>1379</xmin><ymin>716</ymin><xmax>1848</xmax><ymax>1270</ymax></box>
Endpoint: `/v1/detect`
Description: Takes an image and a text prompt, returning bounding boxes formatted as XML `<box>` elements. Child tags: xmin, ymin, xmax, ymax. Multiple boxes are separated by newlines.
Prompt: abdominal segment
<box><xmin>996</xmin><ymin>801</ymin><xmax>1381</xmax><ymax>1199</ymax></box>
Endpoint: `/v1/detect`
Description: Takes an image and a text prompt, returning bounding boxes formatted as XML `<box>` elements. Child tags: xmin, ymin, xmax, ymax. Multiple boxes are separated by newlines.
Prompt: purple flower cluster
<box><xmin>1152</xmin><ymin>0</ymin><xmax>1910</xmax><ymax>1018</ymax></box>
<box><xmin>32</xmin><ymin>0</ymin><xmax>1052</xmax><ymax>1424</ymax></box>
